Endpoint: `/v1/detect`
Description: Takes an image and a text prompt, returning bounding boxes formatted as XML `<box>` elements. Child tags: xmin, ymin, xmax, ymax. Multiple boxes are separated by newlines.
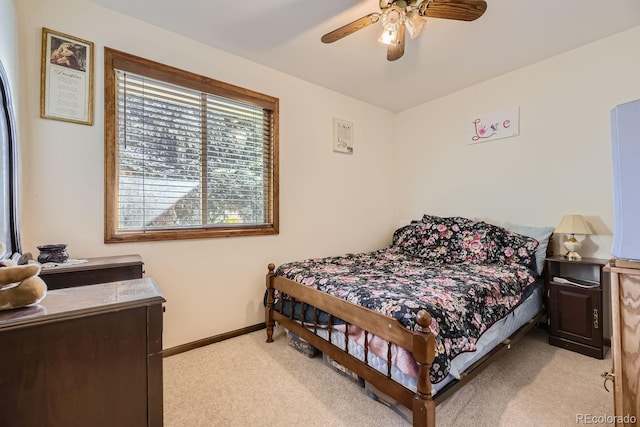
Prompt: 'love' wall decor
<box><xmin>468</xmin><ymin>106</ymin><xmax>519</xmax><ymax>144</ymax></box>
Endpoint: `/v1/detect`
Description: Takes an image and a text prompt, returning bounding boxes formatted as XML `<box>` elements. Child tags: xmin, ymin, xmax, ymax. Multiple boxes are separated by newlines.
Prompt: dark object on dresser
<box><xmin>0</xmin><ymin>278</ymin><xmax>165</xmax><ymax>427</ymax></box>
<box><xmin>36</xmin><ymin>243</ymin><xmax>69</xmax><ymax>263</ymax></box>
<box><xmin>39</xmin><ymin>254</ymin><xmax>144</xmax><ymax>290</ymax></box>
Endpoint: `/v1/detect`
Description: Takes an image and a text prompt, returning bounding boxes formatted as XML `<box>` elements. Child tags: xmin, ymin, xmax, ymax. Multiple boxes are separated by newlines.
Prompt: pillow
<box><xmin>392</xmin><ymin>221</ymin><xmax>448</xmax><ymax>262</ymax></box>
<box><xmin>484</xmin><ymin>223</ymin><xmax>540</xmax><ymax>269</ymax></box>
<box><xmin>393</xmin><ymin>215</ymin><xmax>493</xmax><ymax>264</ymax></box>
<box><xmin>421</xmin><ymin>214</ymin><xmax>476</xmax><ymax>228</ymax></box>
<box><xmin>392</xmin><ymin>223</ymin><xmax>424</xmax><ymax>254</ymax></box>
<box><xmin>447</xmin><ymin>224</ymin><xmax>494</xmax><ymax>264</ymax></box>
<box><xmin>418</xmin><ymin>216</ymin><xmax>466</xmax><ymax>263</ymax></box>
<box><xmin>396</xmin><ymin>215</ymin><xmax>542</xmax><ymax>268</ymax></box>
<box><xmin>505</xmin><ymin>225</ymin><xmax>554</xmax><ymax>275</ymax></box>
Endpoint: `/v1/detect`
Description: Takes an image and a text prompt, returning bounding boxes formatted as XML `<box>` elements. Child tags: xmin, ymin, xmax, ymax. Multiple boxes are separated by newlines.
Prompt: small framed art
<box><xmin>40</xmin><ymin>27</ymin><xmax>94</xmax><ymax>125</ymax></box>
<box><xmin>333</xmin><ymin>118</ymin><xmax>354</xmax><ymax>154</ymax></box>
<box><xmin>468</xmin><ymin>106</ymin><xmax>520</xmax><ymax>145</ymax></box>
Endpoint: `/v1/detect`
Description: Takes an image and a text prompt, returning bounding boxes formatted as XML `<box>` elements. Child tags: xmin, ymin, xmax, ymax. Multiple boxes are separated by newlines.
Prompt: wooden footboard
<box><xmin>265</xmin><ymin>263</ymin><xmax>437</xmax><ymax>427</ymax></box>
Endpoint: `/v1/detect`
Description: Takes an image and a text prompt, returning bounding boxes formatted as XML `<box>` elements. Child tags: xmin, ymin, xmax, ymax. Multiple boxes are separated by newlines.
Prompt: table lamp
<box><xmin>555</xmin><ymin>214</ymin><xmax>592</xmax><ymax>260</ymax></box>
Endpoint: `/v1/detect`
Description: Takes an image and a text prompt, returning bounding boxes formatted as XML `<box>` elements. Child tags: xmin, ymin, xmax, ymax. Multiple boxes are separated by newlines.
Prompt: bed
<box><xmin>265</xmin><ymin>215</ymin><xmax>553</xmax><ymax>427</ymax></box>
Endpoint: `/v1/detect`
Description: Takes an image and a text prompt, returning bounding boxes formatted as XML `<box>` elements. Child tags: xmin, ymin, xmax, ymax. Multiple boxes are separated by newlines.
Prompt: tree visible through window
<box><xmin>104</xmin><ymin>48</ymin><xmax>279</xmax><ymax>242</ymax></box>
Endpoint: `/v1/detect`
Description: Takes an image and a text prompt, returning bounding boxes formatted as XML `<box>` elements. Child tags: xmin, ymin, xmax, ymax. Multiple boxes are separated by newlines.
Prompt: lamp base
<box><xmin>565</xmin><ymin>251</ymin><xmax>582</xmax><ymax>261</ymax></box>
<box><xmin>563</xmin><ymin>238</ymin><xmax>582</xmax><ymax>261</ymax></box>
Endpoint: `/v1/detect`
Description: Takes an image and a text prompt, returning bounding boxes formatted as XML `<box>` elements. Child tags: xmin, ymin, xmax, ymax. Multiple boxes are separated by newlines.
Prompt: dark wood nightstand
<box><xmin>40</xmin><ymin>254</ymin><xmax>144</xmax><ymax>290</ymax></box>
<box><xmin>545</xmin><ymin>256</ymin><xmax>608</xmax><ymax>359</ymax></box>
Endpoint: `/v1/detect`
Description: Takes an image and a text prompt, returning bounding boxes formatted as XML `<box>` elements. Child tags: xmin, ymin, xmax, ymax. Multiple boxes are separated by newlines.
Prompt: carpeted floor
<box><xmin>163</xmin><ymin>326</ymin><xmax>613</xmax><ymax>426</ymax></box>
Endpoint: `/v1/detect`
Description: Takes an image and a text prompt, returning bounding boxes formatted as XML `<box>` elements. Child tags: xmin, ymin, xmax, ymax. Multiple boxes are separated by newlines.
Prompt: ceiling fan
<box><xmin>321</xmin><ymin>0</ymin><xmax>487</xmax><ymax>61</ymax></box>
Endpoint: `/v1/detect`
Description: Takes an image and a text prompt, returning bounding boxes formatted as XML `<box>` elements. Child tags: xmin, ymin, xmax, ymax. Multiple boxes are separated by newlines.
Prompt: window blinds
<box><xmin>115</xmin><ymin>70</ymin><xmax>274</xmax><ymax>232</ymax></box>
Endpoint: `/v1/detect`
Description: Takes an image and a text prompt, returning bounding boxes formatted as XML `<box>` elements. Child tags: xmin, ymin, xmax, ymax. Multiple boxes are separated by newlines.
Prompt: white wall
<box><xmin>17</xmin><ymin>0</ymin><xmax>396</xmax><ymax>348</ymax></box>
<box><xmin>395</xmin><ymin>26</ymin><xmax>640</xmax><ymax>259</ymax></box>
<box><xmin>14</xmin><ymin>0</ymin><xmax>640</xmax><ymax>348</ymax></box>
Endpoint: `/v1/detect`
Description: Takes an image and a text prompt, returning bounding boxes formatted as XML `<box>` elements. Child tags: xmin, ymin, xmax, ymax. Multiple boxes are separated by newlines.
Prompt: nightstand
<box><xmin>39</xmin><ymin>254</ymin><xmax>144</xmax><ymax>290</ymax></box>
<box><xmin>544</xmin><ymin>256</ymin><xmax>608</xmax><ymax>359</ymax></box>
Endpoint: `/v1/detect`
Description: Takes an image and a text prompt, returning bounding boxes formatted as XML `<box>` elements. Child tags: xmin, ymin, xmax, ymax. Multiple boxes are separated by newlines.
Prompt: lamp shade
<box><xmin>555</xmin><ymin>214</ymin><xmax>592</xmax><ymax>235</ymax></box>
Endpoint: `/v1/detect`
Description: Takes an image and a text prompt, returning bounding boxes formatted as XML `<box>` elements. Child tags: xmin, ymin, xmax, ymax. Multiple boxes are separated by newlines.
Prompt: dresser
<box><xmin>39</xmin><ymin>254</ymin><xmax>144</xmax><ymax>290</ymax></box>
<box><xmin>606</xmin><ymin>260</ymin><xmax>640</xmax><ymax>426</ymax></box>
<box><xmin>0</xmin><ymin>278</ymin><xmax>165</xmax><ymax>427</ymax></box>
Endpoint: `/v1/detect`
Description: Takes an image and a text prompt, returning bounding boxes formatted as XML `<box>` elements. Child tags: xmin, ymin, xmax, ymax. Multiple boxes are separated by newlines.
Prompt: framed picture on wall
<box><xmin>40</xmin><ymin>27</ymin><xmax>94</xmax><ymax>125</ymax></box>
<box><xmin>333</xmin><ymin>118</ymin><xmax>354</xmax><ymax>154</ymax></box>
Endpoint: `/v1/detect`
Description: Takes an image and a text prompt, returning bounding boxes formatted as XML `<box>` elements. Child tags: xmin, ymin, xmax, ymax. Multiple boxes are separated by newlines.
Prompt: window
<box><xmin>104</xmin><ymin>48</ymin><xmax>279</xmax><ymax>242</ymax></box>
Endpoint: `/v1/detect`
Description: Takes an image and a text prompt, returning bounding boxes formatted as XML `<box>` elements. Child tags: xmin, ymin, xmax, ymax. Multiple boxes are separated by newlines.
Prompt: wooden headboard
<box><xmin>547</xmin><ymin>234</ymin><xmax>555</xmax><ymax>257</ymax></box>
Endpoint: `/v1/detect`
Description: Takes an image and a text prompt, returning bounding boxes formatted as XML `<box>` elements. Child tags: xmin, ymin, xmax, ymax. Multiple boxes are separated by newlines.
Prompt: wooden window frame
<box><xmin>104</xmin><ymin>48</ymin><xmax>279</xmax><ymax>243</ymax></box>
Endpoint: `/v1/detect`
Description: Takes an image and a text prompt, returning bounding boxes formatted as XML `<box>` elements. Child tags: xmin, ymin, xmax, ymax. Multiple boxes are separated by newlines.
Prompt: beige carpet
<box><xmin>164</xmin><ymin>326</ymin><xmax>613</xmax><ymax>427</ymax></box>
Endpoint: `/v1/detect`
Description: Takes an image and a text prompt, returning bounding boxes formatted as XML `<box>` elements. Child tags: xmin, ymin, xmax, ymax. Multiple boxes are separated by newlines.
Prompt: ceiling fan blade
<box><xmin>418</xmin><ymin>0</ymin><xmax>487</xmax><ymax>22</ymax></box>
<box><xmin>321</xmin><ymin>13</ymin><xmax>381</xmax><ymax>43</ymax></box>
<box><xmin>387</xmin><ymin>24</ymin><xmax>405</xmax><ymax>61</ymax></box>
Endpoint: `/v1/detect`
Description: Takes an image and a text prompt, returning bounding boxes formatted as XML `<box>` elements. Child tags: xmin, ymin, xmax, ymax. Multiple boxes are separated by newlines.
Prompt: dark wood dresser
<box><xmin>0</xmin><ymin>278</ymin><xmax>165</xmax><ymax>427</ymax></box>
<box><xmin>39</xmin><ymin>254</ymin><xmax>144</xmax><ymax>290</ymax></box>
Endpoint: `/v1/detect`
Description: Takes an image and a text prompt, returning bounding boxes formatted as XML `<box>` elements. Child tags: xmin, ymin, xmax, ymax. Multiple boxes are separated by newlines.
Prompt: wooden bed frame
<box><xmin>265</xmin><ymin>239</ymin><xmax>552</xmax><ymax>426</ymax></box>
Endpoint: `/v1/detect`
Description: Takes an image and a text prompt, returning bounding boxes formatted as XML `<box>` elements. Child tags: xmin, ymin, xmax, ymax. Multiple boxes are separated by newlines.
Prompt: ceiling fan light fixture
<box><xmin>379</xmin><ymin>5</ymin><xmax>404</xmax><ymax>45</ymax></box>
<box><xmin>320</xmin><ymin>0</ymin><xmax>487</xmax><ymax>61</ymax></box>
<box><xmin>381</xmin><ymin>6</ymin><xmax>404</xmax><ymax>31</ymax></box>
<box><xmin>378</xmin><ymin>28</ymin><xmax>399</xmax><ymax>45</ymax></box>
<box><xmin>405</xmin><ymin>11</ymin><xmax>426</xmax><ymax>39</ymax></box>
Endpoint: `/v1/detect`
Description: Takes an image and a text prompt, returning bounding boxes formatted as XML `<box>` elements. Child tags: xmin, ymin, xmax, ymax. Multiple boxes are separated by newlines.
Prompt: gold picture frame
<box><xmin>40</xmin><ymin>28</ymin><xmax>94</xmax><ymax>125</ymax></box>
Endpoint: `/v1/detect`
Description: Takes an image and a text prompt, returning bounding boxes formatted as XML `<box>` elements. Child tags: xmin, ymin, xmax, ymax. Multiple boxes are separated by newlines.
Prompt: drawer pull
<box><xmin>601</xmin><ymin>371</ymin><xmax>614</xmax><ymax>392</ymax></box>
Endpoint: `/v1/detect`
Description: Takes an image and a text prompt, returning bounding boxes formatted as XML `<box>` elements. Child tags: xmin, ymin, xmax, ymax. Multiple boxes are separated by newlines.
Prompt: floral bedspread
<box><xmin>275</xmin><ymin>246</ymin><xmax>536</xmax><ymax>384</ymax></box>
